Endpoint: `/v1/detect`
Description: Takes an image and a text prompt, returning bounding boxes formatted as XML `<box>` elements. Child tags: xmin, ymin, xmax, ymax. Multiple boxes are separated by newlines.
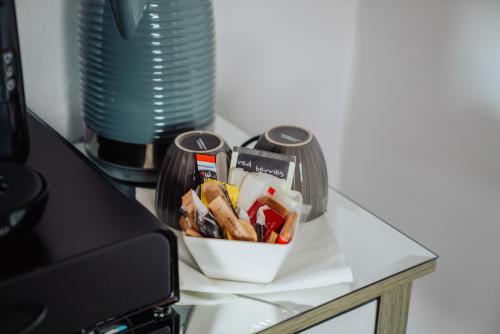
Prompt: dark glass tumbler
<box><xmin>255</xmin><ymin>125</ymin><xmax>328</xmax><ymax>221</ymax></box>
<box><xmin>155</xmin><ymin>131</ymin><xmax>231</xmax><ymax>229</ymax></box>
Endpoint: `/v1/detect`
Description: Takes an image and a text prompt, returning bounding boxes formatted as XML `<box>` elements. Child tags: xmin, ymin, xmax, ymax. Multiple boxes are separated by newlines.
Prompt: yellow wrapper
<box><xmin>201</xmin><ymin>180</ymin><xmax>239</xmax><ymax>207</ymax></box>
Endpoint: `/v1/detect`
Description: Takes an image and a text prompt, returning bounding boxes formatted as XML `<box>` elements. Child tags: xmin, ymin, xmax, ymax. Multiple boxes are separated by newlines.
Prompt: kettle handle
<box><xmin>108</xmin><ymin>0</ymin><xmax>146</xmax><ymax>40</ymax></box>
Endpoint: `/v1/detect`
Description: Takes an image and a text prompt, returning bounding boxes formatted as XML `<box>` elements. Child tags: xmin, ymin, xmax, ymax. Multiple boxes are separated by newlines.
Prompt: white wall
<box><xmin>14</xmin><ymin>0</ymin><xmax>500</xmax><ymax>333</ymax></box>
<box><xmin>339</xmin><ymin>1</ymin><xmax>500</xmax><ymax>333</ymax></box>
<box><xmin>16</xmin><ymin>0</ymin><xmax>81</xmax><ymax>140</ymax></box>
<box><xmin>216</xmin><ymin>1</ymin><xmax>500</xmax><ymax>333</ymax></box>
<box><xmin>214</xmin><ymin>0</ymin><xmax>358</xmax><ymax>188</ymax></box>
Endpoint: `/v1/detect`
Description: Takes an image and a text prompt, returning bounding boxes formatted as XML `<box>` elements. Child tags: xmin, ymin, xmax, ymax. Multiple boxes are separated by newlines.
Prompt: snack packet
<box><xmin>200</xmin><ymin>180</ymin><xmax>239</xmax><ymax>208</ymax></box>
<box><xmin>181</xmin><ymin>189</ymin><xmax>222</xmax><ymax>238</ymax></box>
<box><xmin>277</xmin><ymin>212</ymin><xmax>298</xmax><ymax>244</ymax></box>
<box><xmin>196</xmin><ymin>154</ymin><xmax>218</xmax><ymax>182</ymax></box>
<box><xmin>208</xmin><ymin>196</ymin><xmax>257</xmax><ymax>242</ymax></box>
<box><xmin>229</xmin><ymin>147</ymin><xmax>296</xmax><ymax>190</ymax></box>
<box><xmin>255</xmin><ymin>205</ymin><xmax>268</xmax><ymax>242</ymax></box>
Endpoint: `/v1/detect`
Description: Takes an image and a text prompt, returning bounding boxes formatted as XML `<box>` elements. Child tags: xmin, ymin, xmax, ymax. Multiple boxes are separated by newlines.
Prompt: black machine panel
<box><xmin>0</xmin><ymin>0</ymin><xmax>179</xmax><ymax>332</ymax></box>
<box><xmin>0</xmin><ymin>114</ymin><xmax>179</xmax><ymax>333</ymax></box>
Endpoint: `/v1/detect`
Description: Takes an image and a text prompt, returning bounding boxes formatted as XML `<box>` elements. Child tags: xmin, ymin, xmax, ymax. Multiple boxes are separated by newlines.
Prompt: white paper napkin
<box><xmin>179</xmin><ymin>214</ymin><xmax>353</xmax><ymax>295</ymax></box>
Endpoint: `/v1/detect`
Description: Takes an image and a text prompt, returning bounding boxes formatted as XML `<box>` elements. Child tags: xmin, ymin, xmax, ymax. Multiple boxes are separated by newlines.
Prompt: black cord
<box><xmin>240</xmin><ymin>134</ymin><xmax>262</xmax><ymax>148</ymax></box>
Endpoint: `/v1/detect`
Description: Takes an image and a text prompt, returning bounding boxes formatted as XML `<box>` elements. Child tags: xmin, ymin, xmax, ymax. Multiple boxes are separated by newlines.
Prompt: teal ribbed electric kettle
<box><xmin>79</xmin><ymin>0</ymin><xmax>215</xmax><ymax>184</ymax></box>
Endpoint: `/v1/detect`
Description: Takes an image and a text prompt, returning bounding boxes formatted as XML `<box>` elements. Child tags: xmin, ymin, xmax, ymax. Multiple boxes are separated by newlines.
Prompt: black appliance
<box><xmin>0</xmin><ymin>1</ymin><xmax>179</xmax><ymax>333</ymax></box>
<box><xmin>0</xmin><ymin>0</ymin><xmax>28</xmax><ymax>163</ymax></box>
<box><xmin>80</xmin><ymin>304</ymin><xmax>180</xmax><ymax>334</ymax></box>
<box><xmin>0</xmin><ymin>0</ymin><xmax>48</xmax><ymax>241</ymax></box>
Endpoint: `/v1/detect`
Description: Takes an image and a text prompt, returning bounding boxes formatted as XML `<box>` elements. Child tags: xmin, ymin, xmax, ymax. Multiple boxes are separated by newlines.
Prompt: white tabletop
<box><xmin>134</xmin><ymin>115</ymin><xmax>436</xmax><ymax>334</ymax></box>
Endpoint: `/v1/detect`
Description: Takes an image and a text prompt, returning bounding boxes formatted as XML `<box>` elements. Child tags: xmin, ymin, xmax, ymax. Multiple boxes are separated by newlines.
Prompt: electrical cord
<box><xmin>240</xmin><ymin>134</ymin><xmax>262</xmax><ymax>148</ymax></box>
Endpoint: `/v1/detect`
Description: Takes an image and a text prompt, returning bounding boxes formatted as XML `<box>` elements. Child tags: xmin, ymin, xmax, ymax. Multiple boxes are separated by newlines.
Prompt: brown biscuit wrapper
<box><xmin>259</xmin><ymin>196</ymin><xmax>288</xmax><ymax>218</ymax></box>
<box><xmin>267</xmin><ymin>231</ymin><xmax>278</xmax><ymax>243</ymax></box>
<box><xmin>182</xmin><ymin>190</ymin><xmax>199</xmax><ymax>231</ymax></box>
<box><xmin>209</xmin><ymin>196</ymin><xmax>254</xmax><ymax>241</ymax></box>
<box><xmin>185</xmin><ymin>227</ymin><xmax>202</xmax><ymax>237</ymax></box>
<box><xmin>179</xmin><ymin>216</ymin><xmax>191</xmax><ymax>232</ymax></box>
<box><xmin>238</xmin><ymin>219</ymin><xmax>258</xmax><ymax>242</ymax></box>
<box><xmin>201</xmin><ymin>181</ymin><xmax>224</xmax><ymax>206</ymax></box>
<box><xmin>180</xmin><ymin>216</ymin><xmax>202</xmax><ymax>237</ymax></box>
<box><xmin>277</xmin><ymin>211</ymin><xmax>298</xmax><ymax>244</ymax></box>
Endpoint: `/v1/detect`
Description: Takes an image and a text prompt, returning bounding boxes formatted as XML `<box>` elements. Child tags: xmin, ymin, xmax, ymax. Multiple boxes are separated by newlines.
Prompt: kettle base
<box><xmin>83</xmin><ymin>123</ymin><xmax>214</xmax><ymax>184</ymax></box>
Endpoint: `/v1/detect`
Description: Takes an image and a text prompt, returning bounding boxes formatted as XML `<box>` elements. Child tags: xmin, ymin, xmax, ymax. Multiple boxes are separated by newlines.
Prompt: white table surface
<box><xmin>133</xmin><ymin>115</ymin><xmax>437</xmax><ymax>334</ymax></box>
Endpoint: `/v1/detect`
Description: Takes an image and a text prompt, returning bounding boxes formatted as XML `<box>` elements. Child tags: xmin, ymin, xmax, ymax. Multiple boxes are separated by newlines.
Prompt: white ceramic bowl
<box><xmin>183</xmin><ymin>192</ymin><xmax>302</xmax><ymax>283</ymax></box>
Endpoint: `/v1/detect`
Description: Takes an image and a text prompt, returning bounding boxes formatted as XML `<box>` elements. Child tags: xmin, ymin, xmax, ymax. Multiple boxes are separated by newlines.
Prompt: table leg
<box><xmin>376</xmin><ymin>281</ymin><xmax>413</xmax><ymax>334</ymax></box>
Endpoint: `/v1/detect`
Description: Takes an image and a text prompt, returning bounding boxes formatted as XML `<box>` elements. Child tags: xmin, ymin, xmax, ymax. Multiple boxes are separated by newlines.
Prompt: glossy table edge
<box><xmin>259</xmin><ymin>259</ymin><xmax>436</xmax><ymax>334</ymax></box>
<box><xmin>331</xmin><ymin>186</ymin><xmax>439</xmax><ymax>260</ymax></box>
<box><xmin>256</xmin><ymin>186</ymin><xmax>438</xmax><ymax>333</ymax></box>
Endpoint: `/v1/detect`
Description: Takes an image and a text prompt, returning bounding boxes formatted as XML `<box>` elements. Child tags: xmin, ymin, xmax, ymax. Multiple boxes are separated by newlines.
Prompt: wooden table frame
<box><xmin>261</xmin><ymin>259</ymin><xmax>437</xmax><ymax>334</ymax></box>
